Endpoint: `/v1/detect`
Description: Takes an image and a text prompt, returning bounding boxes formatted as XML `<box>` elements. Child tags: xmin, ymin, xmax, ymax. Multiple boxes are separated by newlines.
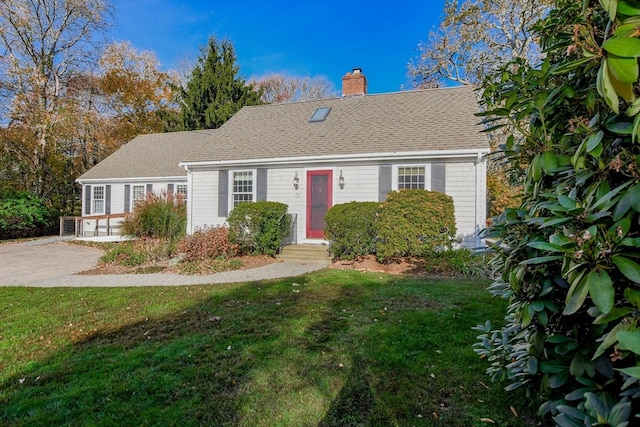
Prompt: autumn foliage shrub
<box><xmin>121</xmin><ymin>191</ymin><xmax>186</xmax><ymax>241</ymax></box>
<box><xmin>227</xmin><ymin>201</ymin><xmax>290</xmax><ymax>256</ymax></box>
<box><xmin>324</xmin><ymin>201</ymin><xmax>379</xmax><ymax>259</ymax></box>
<box><xmin>375</xmin><ymin>190</ymin><xmax>457</xmax><ymax>262</ymax></box>
<box><xmin>176</xmin><ymin>226</ymin><xmax>238</xmax><ymax>262</ymax></box>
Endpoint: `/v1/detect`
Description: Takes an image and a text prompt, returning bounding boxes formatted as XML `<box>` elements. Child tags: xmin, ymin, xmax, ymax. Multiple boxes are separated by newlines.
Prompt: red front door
<box><xmin>306</xmin><ymin>170</ymin><xmax>332</xmax><ymax>238</ymax></box>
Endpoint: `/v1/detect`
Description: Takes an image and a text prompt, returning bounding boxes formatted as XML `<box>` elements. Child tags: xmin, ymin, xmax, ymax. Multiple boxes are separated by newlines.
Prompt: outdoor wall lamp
<box><xmin>293</xmin><ymin>171</ymin><xmax>300</xmax><ymax>190</ymax></box>
<box><xmin>338</xmin><ymin>170</ymin><xmax>345</xmax><ymax>189</ymax></box>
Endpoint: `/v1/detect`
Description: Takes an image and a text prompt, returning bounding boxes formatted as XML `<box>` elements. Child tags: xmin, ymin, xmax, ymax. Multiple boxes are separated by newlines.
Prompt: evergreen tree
<box><xmin>172</xmin><ymin>37</ymin><xmax>262</xmax><ymax>131</ymax></box>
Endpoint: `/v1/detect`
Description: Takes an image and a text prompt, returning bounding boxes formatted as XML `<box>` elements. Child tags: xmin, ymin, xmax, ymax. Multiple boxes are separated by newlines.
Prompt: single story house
<box><xmin>75</xmin><ymin>130</ymin><xmax>213</xmax><ymax>235</ymax></box>
<box><xmin>77</xmin><ymin>69</ymin><xmax>489</xmax><ymax>248</ymax></box>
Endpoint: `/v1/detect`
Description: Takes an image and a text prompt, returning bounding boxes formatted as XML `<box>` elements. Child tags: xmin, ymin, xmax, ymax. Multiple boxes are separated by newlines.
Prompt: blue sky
<box><xmin>110</xmin><ymin>0</ymin><xmax>447</xmax><ymax>95</ymax></box>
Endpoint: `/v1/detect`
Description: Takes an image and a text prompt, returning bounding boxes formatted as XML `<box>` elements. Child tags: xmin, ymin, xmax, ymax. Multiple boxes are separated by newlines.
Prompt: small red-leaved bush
<box><xmin>177</xmin><ymin>226</ymin><xmax>238</xmax><ymax>261</ymax></box>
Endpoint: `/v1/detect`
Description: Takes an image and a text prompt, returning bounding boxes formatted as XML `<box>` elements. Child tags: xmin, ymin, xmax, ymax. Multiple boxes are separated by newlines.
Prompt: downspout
<box><xmin>475</xmin><ymin>152</ymin><xmax>484</xmax><ymax>249</ymax></box>
<box><xmin>182</xmin><ymin>165</ymin><xmax>194</xmax><ymax>234</ymax></box>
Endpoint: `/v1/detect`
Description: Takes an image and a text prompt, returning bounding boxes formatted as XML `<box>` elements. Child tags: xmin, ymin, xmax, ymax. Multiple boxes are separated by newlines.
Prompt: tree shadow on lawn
<box><xmin>0</xmin><ymin>273</ymin><xmax>535</xmax><ymax>426</ymax></box>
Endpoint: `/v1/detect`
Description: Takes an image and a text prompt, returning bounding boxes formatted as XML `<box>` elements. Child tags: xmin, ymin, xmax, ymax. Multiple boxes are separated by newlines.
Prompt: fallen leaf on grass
<box><xmin>480</xmin><ymin>418</ymin><xmax>495</xmax><ymax>424</ymax></box>
<box><xmin>510</xmin><ymin>406</ymin><xmax>518</xmax><ymax>417</ymax></box>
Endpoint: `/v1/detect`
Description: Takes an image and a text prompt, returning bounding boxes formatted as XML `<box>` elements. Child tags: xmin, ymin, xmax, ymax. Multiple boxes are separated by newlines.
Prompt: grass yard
<box><xmin>0</xmin><ymin>270</ymin><xmax>540</xmax><ymax>426</ymax></box>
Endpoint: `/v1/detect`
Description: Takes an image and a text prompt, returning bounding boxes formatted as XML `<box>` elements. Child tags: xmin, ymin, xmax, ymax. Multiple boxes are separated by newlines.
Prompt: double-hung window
<box><xmin>176</xmin><ymin>184</ymin><xmax>188</xmax><ymax>201</ymax></box>
<box><xmin>231</xmin><ymin>170</ymin><xmax>254</xmax><ymax>207</ymax></box>
<box><xmin>397</xmin><ymin>166</ymin><xmax>426</xmax><ymax>190</ymax></box>
<box><xmin>132</xmin><ymin>185</ymin><xmax>146</xmax><ymax>206</ymax></box>
<box><xmin>92</xmin><ymin>186</ymin><xmax>105</xmax><ymax>214</ymax></box>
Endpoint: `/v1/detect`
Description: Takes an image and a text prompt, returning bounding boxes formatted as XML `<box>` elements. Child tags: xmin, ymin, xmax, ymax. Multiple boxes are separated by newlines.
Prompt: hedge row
<box><xmin>324</xmin><ymin>189</ymin><xmax>457</xmax><ymax>262</ymax></box>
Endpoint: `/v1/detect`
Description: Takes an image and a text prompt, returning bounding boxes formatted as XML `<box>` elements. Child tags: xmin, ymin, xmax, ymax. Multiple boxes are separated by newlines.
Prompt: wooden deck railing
<box><xmin>59</xmin><ymin>213</ymin><xmax>128</xmax><ymax>237</ymax></box>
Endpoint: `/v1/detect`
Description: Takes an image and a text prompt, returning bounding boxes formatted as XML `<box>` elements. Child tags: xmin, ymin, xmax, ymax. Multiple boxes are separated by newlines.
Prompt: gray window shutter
<box><xmin>378</xmin><ymin>165</ymin><xmax>392</xmax><ymax>202</ymax></box>
<box><xmin>218</xmin><ymin>170</ymin><xmax>229</xmax><ymax>217</ymax></box>
<box><xmin>146</xmin><ymin>183</ymin><xmax>153</xmax><ymax>194</ymax></box>
<box><xmin>124</xmin><ymin>185</ymin><xmax>131</xmax><ymax>213</ymax></box>
<box><xmin>431</xmin><ymin>163</ymin><xmax>446</xmax><ymax>193</ymax></box>
<box><xmin>105</xmin><ymin>185</ymin><xmax>111</xmax><ymax>215</ymax></box>
<box><xmin>85</xmin><ymin>185</ymin><xmax>91</xmax><ymax>215</ymax></box>
<box><xmin>167</xmin><ymin>183</ymin><xmax>174</xmax><ymax>194</ymax></box>
<box><xmin>257</xmin><ymin>168</ymin><xmax>267</xmax><ymax>201</ymax></box>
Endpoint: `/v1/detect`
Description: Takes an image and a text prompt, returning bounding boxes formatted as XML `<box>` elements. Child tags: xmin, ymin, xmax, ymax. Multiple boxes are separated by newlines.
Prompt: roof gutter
<box><xmin>179</xmin><ymin>148</ymin><xmax>490</xmax><ymax>170</ymax></box>
<box><xmin>76</xmin><ymin>175</ymin><xmax>187</xmax><ymax>185</ymax></box>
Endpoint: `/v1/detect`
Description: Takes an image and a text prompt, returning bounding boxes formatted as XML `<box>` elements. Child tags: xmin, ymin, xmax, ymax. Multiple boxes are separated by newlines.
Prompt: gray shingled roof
<box><xmin>78</xmin><ymin>86</ymin><xmax>487</xmax><ymax>181</ymax></box>
<box><xmin>77</xmin><ymin>130</ymin><xmax>215</xmax><ymax>180</ymax></box>
<box><xmin>182</xmin><ymin>85</ymin><xmax>487</xmax><ymax>164</ymax></box>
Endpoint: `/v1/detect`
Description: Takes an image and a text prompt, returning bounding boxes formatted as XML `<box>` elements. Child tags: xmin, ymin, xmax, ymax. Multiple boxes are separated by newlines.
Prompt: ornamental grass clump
<box><xmin>475</xmin><ymin>1</ymin><xmax>640</xmax><ymax>425</ymax></box>
<box><xmin>121</xmin><ymin>191</ymin><xmax>186</xmax><ymax>242</ymax></box>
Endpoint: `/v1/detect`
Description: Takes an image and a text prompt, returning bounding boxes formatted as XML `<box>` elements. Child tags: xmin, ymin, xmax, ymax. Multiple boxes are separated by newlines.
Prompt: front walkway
<box><xmin>0</xmin><ymin>238</ymin><xmax>324</xmax><ymax>287</ymax></box>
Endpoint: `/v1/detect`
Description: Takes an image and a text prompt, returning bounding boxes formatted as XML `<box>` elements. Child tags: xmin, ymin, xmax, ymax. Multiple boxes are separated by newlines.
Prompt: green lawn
<box><xmin>0</xmin><ymin>270</ymin><xmax>540</xmax><ymax>426</ymax></box>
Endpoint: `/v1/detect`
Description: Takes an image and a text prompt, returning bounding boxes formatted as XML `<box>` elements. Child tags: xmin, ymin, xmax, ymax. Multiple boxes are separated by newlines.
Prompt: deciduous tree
<box><xmin>408</xmin><ymin>0</ymin><xmax>552</xmax><ymax>87</ymax></box>
<box><xmin>98</xmin><ymin>41</ymin><xmax>178</xmax><ymax>149</ymax></box>
<box><xmin>0</xmin><ymin>0</ymin><xmax>112</xmax><ymax>213</ymax></box>
<box><xmin>409</xmin><ymin>0</ymin><xmax>552</xmax><ymax>218</ymax></box>
<box><xmin>252</xmin><ymin>74</ymin><xmax>337</xmax><ymax>104</ymax></box>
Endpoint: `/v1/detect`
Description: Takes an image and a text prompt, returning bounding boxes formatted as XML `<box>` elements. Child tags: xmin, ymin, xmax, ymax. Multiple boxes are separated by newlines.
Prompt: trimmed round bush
<box><xmin>324</xmin><ymin>201</ymin><xmax>379</xmax><ymax>260</ymax></box>
<box><xmin>375</xmin><ymin>189</ymin><xmax>457</xmax><ymax>262</ymax></box>
<box><xmin>227</xmin><ymin>201</ymin><xmax>290</xmax><ymax>256</ymax></box>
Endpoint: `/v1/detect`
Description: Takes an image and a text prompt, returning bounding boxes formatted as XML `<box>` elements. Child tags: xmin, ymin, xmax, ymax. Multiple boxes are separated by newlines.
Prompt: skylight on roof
<box><xmin>309</xmin><ymin>107</ymin><xmax>331</xmax><ymax>122</ymax></box>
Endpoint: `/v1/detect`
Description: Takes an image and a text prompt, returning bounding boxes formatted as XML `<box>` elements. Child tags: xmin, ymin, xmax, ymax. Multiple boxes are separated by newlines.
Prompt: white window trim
<box><xmin>132</xmin><ymin>184</ymin><xmax>146</xmax><ymax>207</ymax></box>
<box><xmin>175</xmin><ymin>183</ymin><xmax>188</xmax><ymax>200</ymax></box>
<box><xmin>92</xmin><ymin>185</ymin><xmax>105</xmax><ymax>215</ymax></box>
<box><xmin>393</xmin><ymin>164</ymin><xmax>431</xmax><ymax>191</ymax></box>
<box><xmin>229</xmin><ymin>169</ymin><xmax>257</xmax><ymax>209</ymax></box>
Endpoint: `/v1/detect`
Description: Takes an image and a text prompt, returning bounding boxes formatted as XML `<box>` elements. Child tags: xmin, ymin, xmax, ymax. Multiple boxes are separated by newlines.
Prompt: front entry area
<box><xmin>306</xmin><ymin>170</ymin><xmax>332</xmax><ymax>238</ymax></box>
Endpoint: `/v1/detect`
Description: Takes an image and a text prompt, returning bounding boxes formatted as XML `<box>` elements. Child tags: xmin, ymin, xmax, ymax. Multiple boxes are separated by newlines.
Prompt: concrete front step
<box><xmin>277</xmin><ymin>244</ymin><xmax>332</xmax><ymax>265</ymax></box>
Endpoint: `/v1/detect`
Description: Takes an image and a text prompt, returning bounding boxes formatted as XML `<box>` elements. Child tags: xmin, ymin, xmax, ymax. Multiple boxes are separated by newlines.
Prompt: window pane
<box><xmin>232</xmin><ymin>171</ymin><xmax>253</xmax><ymax>207</ymax></box>
<box><xmin>176</xmin><ymin>184</ymin><xmax>187</xmax><ymax>201</ymax></box>
<box><xmin>93</xmin><ymin>200</ymin><xmax>104</xmax><ymax>213</ymax></box>
<box><xmin>398</xmin><ymin>167</ymin><xmax>425</xmax><ymax>190</ymax></box>
<box><xmin>93</xmin><ymin>186</ymin><xmax>105</xmax><ymax>214</ymax></box>
<box><xmin>94</xmin><ymin>186</ymin><xmax>104</xmax><ymax>199</ymax></box>
<box><xmin>233</xmin><ymin>193</ymin><xmax>252</xmax><ymax>206</ymax></box>
<box><xmin>133</xmin><ymin>185</ymin><xmax>145</xmax><ymax>202</ymax></box>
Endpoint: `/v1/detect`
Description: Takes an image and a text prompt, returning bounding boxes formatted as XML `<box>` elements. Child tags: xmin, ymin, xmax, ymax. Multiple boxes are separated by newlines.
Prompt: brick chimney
<box><xmin>342</xmin><ymin>68</ymin><xmax>367</xmax><ymax>97</ymax></box>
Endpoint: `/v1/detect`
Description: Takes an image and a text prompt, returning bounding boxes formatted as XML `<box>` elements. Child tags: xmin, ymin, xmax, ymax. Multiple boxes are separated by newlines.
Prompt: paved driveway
<box><xmin>0</xmin><ymin>238</ymin><xmax>323</xmax><ymax>287</ymax></box>
<box><xmin>0</xmin><ymin>239</ymin><xmax>103</xmax><ymax>286</ymax></box>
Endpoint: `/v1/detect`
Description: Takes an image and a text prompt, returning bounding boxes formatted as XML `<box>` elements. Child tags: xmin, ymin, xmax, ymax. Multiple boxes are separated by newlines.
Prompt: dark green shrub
<box><xmin>177</xmin><ymin>226</ymin><xmax>238</xmax><ymax>262</ymax></box>
<box><xmin>375</xmin><ymin>190</ymin><xmax>457</xmax><ymax>262</ymax></box>
<box><xmin>227</xmin><ymin>201</ymin><xmax>290</xmax><ymax>256</ymax></box>
<box><xmin>324</xmin><ymin>201</ymin><xmax>379</xmax><ymax>260</ymax></box>
<box><xmin>0</xmin><ymin>191</ymin><xmax>52</xmax><ymax>240</ymax></box>
<box><xmin>475</xmin><ymin>1</ymin><xmax>640</xmax><ymax>425</ymax></box>
<box><xmin>121</xmin><ymin>191</ymin><xmax>186</xmax><ymax>241</ymax></box>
